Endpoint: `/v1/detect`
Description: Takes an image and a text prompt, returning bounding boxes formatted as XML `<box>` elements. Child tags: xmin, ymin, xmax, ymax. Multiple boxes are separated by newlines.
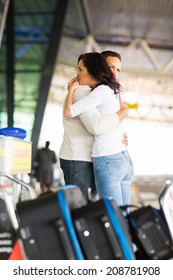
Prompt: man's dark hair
<box><xmin>101</xmin><ymin>50</ymin><xmax>121</xmax><ymax>61</ymax></box>
<box><xmin>78</xmin><ymin>52</ymin><xmax>120</xmax><ymax>95</ymax></box>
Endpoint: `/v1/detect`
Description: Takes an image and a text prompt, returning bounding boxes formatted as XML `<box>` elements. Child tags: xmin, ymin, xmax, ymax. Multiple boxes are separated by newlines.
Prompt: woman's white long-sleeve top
<box><xmin>70</xmin><ymin>84</ymin><xmax>128</xmax><ymax>157</ymax></box>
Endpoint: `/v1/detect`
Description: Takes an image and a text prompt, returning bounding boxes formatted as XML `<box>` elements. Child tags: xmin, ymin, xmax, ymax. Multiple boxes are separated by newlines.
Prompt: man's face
<box><xmin>106</xmin><ymin>56</ymin><xmax>121</xmax><ymax>78</ymax></box>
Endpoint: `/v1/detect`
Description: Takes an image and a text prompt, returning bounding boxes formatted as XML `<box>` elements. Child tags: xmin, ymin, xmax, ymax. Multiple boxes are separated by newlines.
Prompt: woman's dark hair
<box><xmin>78</xmin><ymin>52</ymin><xmax>120</xmax><ymax>94</ymax></box>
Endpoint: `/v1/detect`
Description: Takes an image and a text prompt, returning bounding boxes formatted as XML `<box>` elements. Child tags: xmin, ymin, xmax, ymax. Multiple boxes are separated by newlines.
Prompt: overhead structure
<box><xmin>53</xmin><ymin>0</ymin><xmax>173</xmax><ymax>125</ymax></box>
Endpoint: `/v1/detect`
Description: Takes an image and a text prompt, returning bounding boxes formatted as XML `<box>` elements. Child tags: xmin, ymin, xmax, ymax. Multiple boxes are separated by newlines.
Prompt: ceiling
<box><xmin>53</xmin><ymin>0</ymin><xmax>173</xmax><ymax>125</ymax></box>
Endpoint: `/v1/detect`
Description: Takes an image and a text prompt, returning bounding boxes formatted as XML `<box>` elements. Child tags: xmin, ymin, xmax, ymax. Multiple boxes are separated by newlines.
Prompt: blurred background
<box><xmin>1</xmin><ymin>0</ymin><xmax>173</xmax><ymax>203</ymax></box>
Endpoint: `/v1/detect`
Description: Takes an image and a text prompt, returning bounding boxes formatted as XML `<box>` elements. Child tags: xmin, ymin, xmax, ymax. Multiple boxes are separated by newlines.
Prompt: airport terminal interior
<box><xmin>0</xmin><ymin>0</ymin><xmax>173</xmax><ymax>260</ymax></box>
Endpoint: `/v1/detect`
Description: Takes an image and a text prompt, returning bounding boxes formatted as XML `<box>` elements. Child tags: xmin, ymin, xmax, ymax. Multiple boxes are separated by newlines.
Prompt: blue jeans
<box><xmin>60</xmin><ymin>159</ymin><xmax>97</xmax><ymax>201</ymax></box>
<box><xmin>92</xmin><ymin>151</ymin><xmax>134</xmax><ymax>206</ymax></box>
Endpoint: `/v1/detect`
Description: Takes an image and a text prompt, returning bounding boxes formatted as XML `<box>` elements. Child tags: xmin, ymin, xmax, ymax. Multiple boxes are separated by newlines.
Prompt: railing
<box><xmin>0</xmin><ymin>188</ymin><xmax>19</xmax><ymax>230</ymax></box>
<box><xmin>0</xmin><ymin>174</ymin><xmax>36</xmax><ymax>207</ymax></box>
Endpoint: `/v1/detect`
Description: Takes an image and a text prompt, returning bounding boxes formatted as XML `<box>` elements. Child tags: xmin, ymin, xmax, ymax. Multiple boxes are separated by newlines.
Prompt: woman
<box><xmin>64</xmin><ymin>52</ymin><xmax>134</xmax><ymax>206</ymax></box>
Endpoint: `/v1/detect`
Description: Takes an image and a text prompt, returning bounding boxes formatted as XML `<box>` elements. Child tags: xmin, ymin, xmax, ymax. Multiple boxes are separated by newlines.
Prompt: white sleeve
<box><xmin>79</xmin><ymin>109</ymin><xmax>119</xmax><ymax>135</ymax></box>
<box><xmin>119</xmin><ymin>86</ymin><xmax>127</xmax><ymax>102</ymax></box>
<box><xmin>70</xmin><ymin>86</ymin><xmax>105</xmax><ymax>117</ymax></box>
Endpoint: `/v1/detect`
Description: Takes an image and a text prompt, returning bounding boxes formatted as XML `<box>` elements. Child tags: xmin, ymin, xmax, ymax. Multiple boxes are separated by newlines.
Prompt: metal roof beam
<box><xmin>31</xmin><ymin>0</ymin><xmax>69</xmax><ymax>159</ymax></box>
<box><xmin>6</xmin><ymin>0</ymin><xmax>14</xmax><ymax>127</ymax></box>
<box><xmin>140</xmin><ymin>40</ymin><xmax>161</xmax><ymax>70</ymax></box>
<box><xmin>86</xmin><ymin>35</ymin><xmax>102</xmax><ymax>52</ymax></box>
<box><xmin>123</xmin><ymin>68</ymin><xmax>173</xmax><ymax>78</ymax></box>
<box><xmin>0</xmin><ymin>0</ymin><xmax>10</xmax><ymax>47</ymax></box>
<box><xmin>80</xmin><ymin>0</ymin><xmax>93</xmax><ymax>35</ymax></box>
<box><xmin>163</xmin><ymin>55</ymin><xmax>173</xmax><ymax>72</ymax></box>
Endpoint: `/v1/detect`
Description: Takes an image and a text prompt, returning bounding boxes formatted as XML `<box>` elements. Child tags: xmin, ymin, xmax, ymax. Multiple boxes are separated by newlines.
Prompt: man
<box><xmin>35</xmin><ymin>141</ymin><xmax>57</xmax><ymax>192</ymax></box>
<box><xmin>101</xmin><ymin>50</ymin><xmax>122</xmax><ymax>78</ymax></box>
<box><xmin>59</xmin><ymin>51</ymin><xmax>128</xmax><ymax>200</ymax></box>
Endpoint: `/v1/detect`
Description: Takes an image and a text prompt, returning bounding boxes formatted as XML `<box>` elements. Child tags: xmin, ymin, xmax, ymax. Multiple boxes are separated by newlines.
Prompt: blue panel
<box><xmin>57</xmin><ymin>189</ymin><xmax>84</xmax><ymax>260</ymax></box>
<box><xmin>104</xmin><ymin>198</ymin><xmax>135</xmax><ymax>260</ymax></box>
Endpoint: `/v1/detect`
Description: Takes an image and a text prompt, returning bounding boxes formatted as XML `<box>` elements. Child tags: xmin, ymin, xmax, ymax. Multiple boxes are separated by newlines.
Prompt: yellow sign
<box><xmin>0</xmin><ymin>136</ymin><xmax>32</xmax><ymax>174</ymax></box>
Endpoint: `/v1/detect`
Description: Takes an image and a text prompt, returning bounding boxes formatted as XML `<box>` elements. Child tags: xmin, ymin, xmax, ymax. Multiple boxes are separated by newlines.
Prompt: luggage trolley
<box><xmin>0</xmin><ymin>128</ymin><xmax>36</xmax><ymax>259</ymax></box>
<box><xmin>126</xmin><ymin>180</ymin><xmax>173</xmax><ymax>260</ymax></box>
<box><xmin>159</xmin><ymin>180</ymin><xmax>173</xmax><ymax>241</ymax></box>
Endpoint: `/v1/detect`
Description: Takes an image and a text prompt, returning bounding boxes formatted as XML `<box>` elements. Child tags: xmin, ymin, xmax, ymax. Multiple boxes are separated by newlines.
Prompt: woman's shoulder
<box><xmin>94</xmin><ymin>84</ymin><xmax>112</xmax><ymax>92</ymax></box>
<box><xmin>94</xmin><ymin>84</ymin><xmax>114</xmax><ymax>96</ymax></box>
<box><xmin>98</xmin><ymin>84</ymin><xmax>110</xmax><ymax>89</ymax></box>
